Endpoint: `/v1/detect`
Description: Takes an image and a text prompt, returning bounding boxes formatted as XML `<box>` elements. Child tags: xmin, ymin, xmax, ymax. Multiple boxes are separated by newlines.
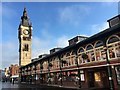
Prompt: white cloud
<box><xmin>56</xmin><ymin>36</ymin><xmax>69</xmax><ymax>48</ymax></box>
<box><xmin>32</xmin><ymin>35</ymin><xmax>69</xmax><ymax>58</ymax></box>
<box><xmin>59</xmin><ymin>5</ymin><xmax>91</xmax><ymax>26</ymax></box>
<box><xmin>1</xmin><ymin>4</ymin><xmax>18</xmax><ymax>69</ymax></box>
<box><xmin>32</xmin><ymin>24</ymin><xmax>53</xmax><ymax>58</ymax></box>
<box><xmin>90</xmin><ymin>22</ymin><xmax>109</xmax><ymax>35</ymax></box>
<box><xmin>1</xmin><ymin>31</ymin><xmax>70</xmax><ymax>69</ymax></box>
<box><xmin>1</xmin><ymin>42</ymin><xmax>18</xmax><ymax>69</ymax></box>
<box><xmin>32</xmin><ymin>36</ymin><xmax>50</xmax><ymax>58</ymax></box>
<box><xmin>40</xmin><ymin>29</ymin><xmax>52</xmax><ymax>40</ymax></box>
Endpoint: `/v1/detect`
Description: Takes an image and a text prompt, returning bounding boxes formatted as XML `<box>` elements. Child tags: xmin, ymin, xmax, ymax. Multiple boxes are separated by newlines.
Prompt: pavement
<box><xmin>0</xmin><ymin>81</ymin><xmax>110</xmax><ymax>90</ymax></box>
<box><xmin>0</xmin><ymin>81</ymin><xmax>77</xmax><ymax>90</ymax></box>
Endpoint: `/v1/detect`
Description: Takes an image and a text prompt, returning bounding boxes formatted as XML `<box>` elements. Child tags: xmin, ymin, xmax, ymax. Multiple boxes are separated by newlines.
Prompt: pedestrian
<box><xmin>12</xmin><ymin>78</ymin><xmax>14</xmax><ymax>84</ymax></box>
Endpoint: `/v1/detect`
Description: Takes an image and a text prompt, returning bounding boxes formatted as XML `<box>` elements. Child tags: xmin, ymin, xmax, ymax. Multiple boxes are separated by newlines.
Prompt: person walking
<box><xmin>12</xmin><ymin>78</ymin><xmax>14</xmax><ymax>84</ymax></box>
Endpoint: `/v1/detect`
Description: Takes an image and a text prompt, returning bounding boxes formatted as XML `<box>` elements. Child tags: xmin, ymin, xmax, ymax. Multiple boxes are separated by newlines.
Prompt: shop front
<box><xmin>86</xmin><ymin>67</ymin><xmax>109</xmax><ymax>89</ymax></box>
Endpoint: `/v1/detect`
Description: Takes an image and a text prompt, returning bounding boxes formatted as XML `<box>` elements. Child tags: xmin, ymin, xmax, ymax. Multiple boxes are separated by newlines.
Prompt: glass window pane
<box><xmin>78</xmin><ymin>48</ymin><xmax>84</xmax><ymax>53</ymax></box>
<box><xmin>95</xmin><ymin>50</ymin><xmax>101</xmax><ymax>61</ymax></box>
<box><xmin>108</xmin><ymin>36</ymin><xmax>119</xmax><ymax>44</ymax></box>
<box><xmin>115</xmin><ymin>46</ymin><xmax>120</xmax><ymax>57</ymax></box>
<box><xmin>86</xmin><ymin>45</ymin><xmax>93</xmax><ymax>50</ymax></box>
<box><xmin>108</xmin><ymin>49</ymin><xmax>115</xmax><ymax>59</ymax></box>
<box><xmin>95</xmin><ymin>41</ymin><xmax>103</xmax><ymax>48</ymax></box>
<box><xmin>94</xmin><ymin>72</ymin><xmax>101</xmax><ymax>81</ymax></box>
<box><xmin>101</xmin><ymin>50</ymin><xmax>106</xmax><ymax>60</ymax></box>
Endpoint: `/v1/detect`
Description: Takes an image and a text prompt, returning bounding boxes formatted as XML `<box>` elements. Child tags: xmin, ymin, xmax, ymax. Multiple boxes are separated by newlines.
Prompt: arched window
<box><xmin>78</xmin><ymin>47</ymin><xmax>85</xmax><ymax>64</ymax></box>
<box><xmin>66</xmin><ymin>52</ymin><xmax>70</xmax><ymax>57</ymax></box>
<box><xmin>85</xmin><ymin>44</ymin><xmax>95</xmax><ymax>62</ymax></box>
<box><xmin>107</xmin><ymin>36</ymin><xmax>119</xmax><ymax>44</ymax></box>
<box><xmin>32</xmin><ymin>65</ymin><xmax>35</xmax><ymax>71</ymax></box>
<box><xmin>36</xmin><ymin>63</ymin><xmax>40</xmax><ymax>70</ymax></box>
<box><xmin>43</xmin><ymin>61</ymin><xmax>48</xmax><ymax>70</ymax></box>
<box><xmin>60</xmin><ymin>54</ymin><xmax>66</xmax><ymax>67</ymax></box>
<box><xmin>51</xmin><ymin>58</ymin><xmax>55</xmax><ymax>69</ymax></box>
<box><xmin>62</xmin><ymin>52</ymin><xmax>70</xmax><ymax>67</ymax></box>
<box><xmin>53</xmin><ymin>57</ymin><xmax>59</xmax><ymax>69</ymax></box>
<box><xmin>71</xmin><ymin>50</ymin><xmax>76</xmax><ymax>55</ymax></box>
<box><xmin>70</xmin><ymin>50</ymin><xmax>76</xmax><ymax>66</ymax></box>
<box><xmin>107</xmin><ymin>35</ymin><xmax>120</xmax><ymax>59</ymax></box>
<box><xmin>86</xmin><ymin>44</ymin><xmax>93</xmax><ymax>50</ymax></box>
<box><xmin>95</xmin><ymin>41</ymin><xmax>103</xmax><ymax>48</ymax></box>
<box><xmin>95</xmin><ymin>41</ymin><xmax>106</xmax><ymax>61</ymax></box>
<box><xmin>56</xmin><ymin>57</ymin><xmax>59</xmax><ymax>68</ymax></box>
<box><xmin>78</xmin><ymin>48</ymin><xmax>84</xmax><ymax>53</ymax></box>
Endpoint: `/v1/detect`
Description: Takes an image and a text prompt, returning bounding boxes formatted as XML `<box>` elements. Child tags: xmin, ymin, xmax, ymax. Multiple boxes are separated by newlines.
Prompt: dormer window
<box><xmin>107</xmin><ymin>15</ymin><xmax>120</xmax><ymax>28</ymax></box>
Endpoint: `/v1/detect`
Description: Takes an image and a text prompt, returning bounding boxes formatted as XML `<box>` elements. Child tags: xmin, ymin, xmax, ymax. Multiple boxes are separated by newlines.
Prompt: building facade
<box><xmin>10</xmin><ymin>64</ymin><xmax>19</xmax><ymax>77</ymax></box>
<box><xmin>20</xmin><ymin>14</ymin><xmax>120</xmax><ymax>90</ymax></box>
<box><xmin>18</xmin><ymin>8</ymin><xmax>32</xmax><ymax>66</ymax></box>
<box><xmin>6</xmin><ymin>64</ymin><xmax>20</xmax><ymax>82</ymax></box>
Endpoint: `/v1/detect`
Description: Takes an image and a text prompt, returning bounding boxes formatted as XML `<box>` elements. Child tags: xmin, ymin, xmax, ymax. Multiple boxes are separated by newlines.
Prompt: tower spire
<box><xmin>24</xmin><ymin>7</ymin><xmax>26</xmax><ymax>12</ymax></box>
<box><xmin>23</xmin><ymin>7</ymin><xmax>27</xmax><ymax>17</ymax></box>
<box><xmin>20</xmin><ymin>7</ymin><xmax>31</xmax><ymax>27</ymax></box>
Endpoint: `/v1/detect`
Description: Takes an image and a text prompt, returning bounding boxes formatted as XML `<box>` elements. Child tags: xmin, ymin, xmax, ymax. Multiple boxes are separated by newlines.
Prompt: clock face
<box><xmin>23</xmin><ymin>29</ymin><xmax>29</xmax><ymax>35</ymax></box>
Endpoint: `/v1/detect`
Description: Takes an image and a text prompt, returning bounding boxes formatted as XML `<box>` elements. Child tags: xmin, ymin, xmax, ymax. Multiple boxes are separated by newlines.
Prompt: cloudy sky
<box><xmin>1</xmin><ymin>2</ymin><xmax>119</xmax><ymax>69</ymax></box>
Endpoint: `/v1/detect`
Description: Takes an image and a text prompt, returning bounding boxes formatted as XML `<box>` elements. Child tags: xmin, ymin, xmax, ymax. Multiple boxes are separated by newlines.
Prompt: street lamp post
<box><xmin>105</xmin><ymin>48</ymin><xmax>114</xmax><ymax>90</ymax></box>
<box><xmin>104</xmin><ymin>39</ymin><xmax>114</xmax><ymax>90</ymax></box>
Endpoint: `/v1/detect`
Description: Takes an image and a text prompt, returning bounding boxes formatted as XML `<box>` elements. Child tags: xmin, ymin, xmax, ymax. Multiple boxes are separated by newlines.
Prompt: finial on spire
<box><xmin>23</xmin><ymin>7</ymin><xmax>27</xmax><ymax>17</ymax></box>
<box><xmin>24</xmin><ymin>7</ymin><xmax>26</xmax><ymax>12</ymax></box>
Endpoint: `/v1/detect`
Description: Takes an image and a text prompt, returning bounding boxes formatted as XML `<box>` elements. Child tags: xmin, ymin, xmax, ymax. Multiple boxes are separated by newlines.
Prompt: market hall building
<box><xmin>19</xmin><ymin>10</ymin><xmax>120</xmax><ymax>90</ymax></box>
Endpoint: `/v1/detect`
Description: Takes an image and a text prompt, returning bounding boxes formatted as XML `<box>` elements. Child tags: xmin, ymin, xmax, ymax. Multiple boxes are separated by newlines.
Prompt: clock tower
<box><xmin>18</xmin><ymin>8</ymin><xmax>32</xmax><ymax>66</ymax></box>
